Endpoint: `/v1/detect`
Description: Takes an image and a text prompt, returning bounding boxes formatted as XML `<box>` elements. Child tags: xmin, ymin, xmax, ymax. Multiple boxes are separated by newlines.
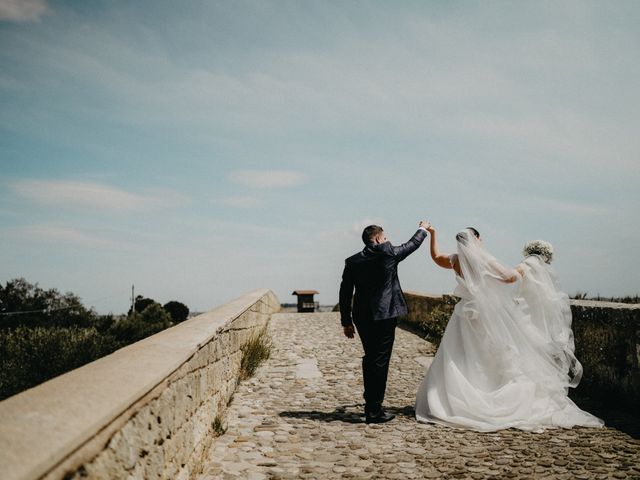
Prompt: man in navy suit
<box><xmin>339</xmin><ymin>222</ymin><xmax>429</xmax><ymax>423</ymax></box>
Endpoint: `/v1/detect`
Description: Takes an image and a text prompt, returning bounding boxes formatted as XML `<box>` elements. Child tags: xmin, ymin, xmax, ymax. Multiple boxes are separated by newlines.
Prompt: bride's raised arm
<box><xmin>426</xmin><ymin>225</ymin><xmax>454</xmax><ymax>270</ymax></box>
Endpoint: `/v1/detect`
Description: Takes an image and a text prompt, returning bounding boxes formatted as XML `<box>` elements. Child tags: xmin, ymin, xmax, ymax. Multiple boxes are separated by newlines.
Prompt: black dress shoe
<box><xmin>365</xmin><ymin>409</ymin><xmax>396</xmax><ymax>424</ymax></box>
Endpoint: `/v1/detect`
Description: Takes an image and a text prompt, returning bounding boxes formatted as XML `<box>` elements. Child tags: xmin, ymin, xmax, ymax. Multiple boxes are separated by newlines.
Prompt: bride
<box><xmin>414</xmin><ymin>225</ymin><xmax>603</xmax><ymax>432</ymax></box>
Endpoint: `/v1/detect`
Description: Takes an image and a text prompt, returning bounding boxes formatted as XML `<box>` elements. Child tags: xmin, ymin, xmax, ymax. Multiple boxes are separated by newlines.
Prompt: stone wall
<box><xmin>0</xmin><ymin>289</ymin><xmax>280</xmax><ymax>480</ymax></box>
<box><xmin>400</xmin><ymin>291</ymin><xmax>640</xmax><ymax>408</ymax></box>
<box><xmin>570</xmin><ymin>299</ymin><xmax>640</xmax><ymax>407</ymax></box>
<box><xmin>398</xmin><ymin>291</ymin><xmax>457</xmax><ymax>346</ymax></box>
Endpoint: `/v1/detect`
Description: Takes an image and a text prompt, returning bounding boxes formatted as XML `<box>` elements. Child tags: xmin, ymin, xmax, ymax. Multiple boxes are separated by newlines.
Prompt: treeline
<box><xmin>571</xmin><ymin>292</ymin><xmax>639</xmax><ymax>304</ymax></box>
<box><xmin>0</xmin><ymin>278</ymin><xmax>189</xmax><ymax>401</ymax></box>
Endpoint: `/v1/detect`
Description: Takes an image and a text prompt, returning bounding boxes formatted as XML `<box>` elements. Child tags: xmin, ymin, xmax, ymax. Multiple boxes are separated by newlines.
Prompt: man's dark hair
<box><xmin>362</xmin><ymin>225</ymin><xmax>384</xmax><ymax>245</ymax></box>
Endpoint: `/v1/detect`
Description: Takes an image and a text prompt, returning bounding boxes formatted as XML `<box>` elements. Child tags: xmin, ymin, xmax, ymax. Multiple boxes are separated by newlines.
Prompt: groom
<box><xmin>339</xmin><ymin>222</ymin><xmax>429</xmax><ymax>423</ymax></box>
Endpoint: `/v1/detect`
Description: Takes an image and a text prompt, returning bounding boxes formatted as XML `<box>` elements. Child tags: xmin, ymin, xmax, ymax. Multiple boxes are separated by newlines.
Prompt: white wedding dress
<box><xmin>415</xmin><ymin>230</ymin><xmax>603</xmax><ymax>432</ymax></box>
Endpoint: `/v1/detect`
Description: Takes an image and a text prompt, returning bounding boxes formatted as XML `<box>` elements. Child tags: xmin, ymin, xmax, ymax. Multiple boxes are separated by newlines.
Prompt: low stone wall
<box><xmin>0</xmin><ymin>289</ymin><xmax>280</xmax><ymax>480</ymax></box>
<box><xmin>400</xmin><ymin>291</ymin><xmax>640</xmax><ymax>409</ymax></box>
<box><xmin>398</xmin><ymin>291</ymin><xmax>457</xmax><ymax>346</ymax></box>
<box><xmin>570</xmin><ymin>299</ymin><xmax>640</xmax><ymax>407</ymax></box>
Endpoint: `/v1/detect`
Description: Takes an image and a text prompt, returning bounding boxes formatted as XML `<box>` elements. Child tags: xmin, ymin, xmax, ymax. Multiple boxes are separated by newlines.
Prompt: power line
<box><xmin>0</xmin><ymin>290</ymin><xmax>130</xmax><ymax>316</ymax></box>
<box><xmin>0</xmin><ymin>305</ymin><xmax>79</xmax><ymax>316</ymax></box>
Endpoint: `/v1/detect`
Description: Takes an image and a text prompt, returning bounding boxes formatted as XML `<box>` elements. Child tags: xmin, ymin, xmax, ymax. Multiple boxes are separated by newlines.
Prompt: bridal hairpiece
<box><xmin>523</xmin><ymin>240</ymin><xmax>554</xmax><ymax>264</ymax></box>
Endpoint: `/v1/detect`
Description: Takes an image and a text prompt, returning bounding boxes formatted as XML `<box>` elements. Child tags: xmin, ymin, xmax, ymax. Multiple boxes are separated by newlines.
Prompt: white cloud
<box><xmin>216</xmin><ymin>195</ymin><xmax>262</xmax><ymax>208</ymax></box>
<box><xmin>0</xmin><ymin>0</ymin><xmax>48</xmax><ymax>22</ymax></box>
<box><xmin>9</xmin><ymin>8</ymin><xmax>637</xmax><ymax>179</ymax></box>
<box><xmin>7</xmin><ymin>225</ymin><xmax>135</xmax><ymax>251</ymax></box>
<box><xmin>228</xmin><ymin>170</ymin><xmax>307</xmax><ymax>188</ymax></box>
<box><xmin>9</xmin><ymin>179</ymin><xmax>189</xmax><ymax>213</ymax></box>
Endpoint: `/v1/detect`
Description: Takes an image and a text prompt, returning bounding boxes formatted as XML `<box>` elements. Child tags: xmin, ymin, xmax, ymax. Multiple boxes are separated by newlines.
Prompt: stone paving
<box><xmin>198</xmin><ymin>313</ymin><xmax>640</xmax><ymax>479</ymax></box>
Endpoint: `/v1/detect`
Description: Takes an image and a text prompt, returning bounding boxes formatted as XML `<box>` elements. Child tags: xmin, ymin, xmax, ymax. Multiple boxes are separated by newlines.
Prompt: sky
<box><xmin>1</xmin><ymin>0</ymin><xmax>639</xmax><ymax>314</ymax></box>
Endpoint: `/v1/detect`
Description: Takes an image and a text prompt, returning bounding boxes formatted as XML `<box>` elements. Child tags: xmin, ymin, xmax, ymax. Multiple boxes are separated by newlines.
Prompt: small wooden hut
<box><xmin>291</xmin><ymin>290</ymin><xmax>319</xmax><ymax>313</ymax></box>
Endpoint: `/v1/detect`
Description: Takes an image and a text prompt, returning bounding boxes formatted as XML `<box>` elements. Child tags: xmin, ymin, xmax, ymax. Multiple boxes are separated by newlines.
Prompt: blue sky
<box><xmin>1</xmin><ymin>0</ymin><xmax>638</xmax><ymax>313</ymax></box>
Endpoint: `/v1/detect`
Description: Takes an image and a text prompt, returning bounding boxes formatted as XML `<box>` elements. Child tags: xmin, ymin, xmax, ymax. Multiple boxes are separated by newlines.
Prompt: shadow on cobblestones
<box><xmin>279</xmin><ymin>404</ymin><xmax>416</xmax><ymax>425</ymax></box>
<box><xmin>279</xmin><ymin>405</ymin><xmax>365</xmax><ymax>424</ymax></box>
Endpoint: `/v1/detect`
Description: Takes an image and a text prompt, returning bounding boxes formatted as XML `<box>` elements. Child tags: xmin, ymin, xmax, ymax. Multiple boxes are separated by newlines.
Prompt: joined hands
<box><xmin>419</xmin><ymin>220</ymin><xmax>434</xmax><ymax>233</ymax></box>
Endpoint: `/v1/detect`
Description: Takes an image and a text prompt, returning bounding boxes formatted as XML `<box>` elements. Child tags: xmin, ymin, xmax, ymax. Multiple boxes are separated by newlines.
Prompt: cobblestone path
<box><xmin>198</xmin><ymin>313</ymin><xmax>640</xmax><ymax>479</ymax></box>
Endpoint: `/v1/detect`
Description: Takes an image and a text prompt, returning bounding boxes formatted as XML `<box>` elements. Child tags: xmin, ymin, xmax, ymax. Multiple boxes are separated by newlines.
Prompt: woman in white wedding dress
<box><xmin>414</xmin><ymin>226</ymin><xmax>603</xmax><ymax>432</ymax></box>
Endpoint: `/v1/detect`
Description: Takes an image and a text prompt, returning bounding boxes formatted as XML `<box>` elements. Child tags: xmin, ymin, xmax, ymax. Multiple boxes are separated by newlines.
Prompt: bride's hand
<box><xmin>420</xmin><ymin>220</ymin><xmax>434</xmax><ymax>233</ymax></box>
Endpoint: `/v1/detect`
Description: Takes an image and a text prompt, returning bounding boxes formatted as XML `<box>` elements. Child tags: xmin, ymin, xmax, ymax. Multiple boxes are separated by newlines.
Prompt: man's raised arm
<box><xmin>392</xmin><ymin>221</ymin><xmax>430</xmax><ymax>262</ymax></box>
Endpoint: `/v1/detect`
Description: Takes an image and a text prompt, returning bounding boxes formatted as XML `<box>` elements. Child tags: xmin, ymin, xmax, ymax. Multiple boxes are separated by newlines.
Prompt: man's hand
<box><xmin>419</xmin><ymin>220</ymin><xmax>432</xmax><ymax>232</ymax></box>
<box><xmin>343</xmin><ymin>325</ymin><xmax>355</xmax><ymax>339</ymax></box>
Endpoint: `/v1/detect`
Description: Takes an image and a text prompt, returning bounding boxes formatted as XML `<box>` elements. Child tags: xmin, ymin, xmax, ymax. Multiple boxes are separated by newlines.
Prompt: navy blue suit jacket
<box><xmin>339</xmin><ymin>229</ymin><xmax>428</xmax><ymax>327</ymax></box>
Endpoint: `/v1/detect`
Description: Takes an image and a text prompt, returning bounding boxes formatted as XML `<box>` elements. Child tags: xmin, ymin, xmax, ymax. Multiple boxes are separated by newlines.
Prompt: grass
<box><xmin>211</xmin><ymin>416</ymin><xmax>226</xmax><ymax>436</ymax></box>
<box><xmin>239</xmin><ymin>328</ymin><xmax>273</xmax><ymax>381</ymax></box>
<box><xmin>206</xmin><ymin>329</ymin><xmax>273</xmax><ymax>444</ymax></box>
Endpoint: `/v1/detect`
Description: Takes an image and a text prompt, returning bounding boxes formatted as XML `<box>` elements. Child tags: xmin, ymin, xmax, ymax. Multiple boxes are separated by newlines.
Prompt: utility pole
<box><xmin>131</xmin><ymin>285</ymin><xmax>135</xmax><ymax>316</ymax></box>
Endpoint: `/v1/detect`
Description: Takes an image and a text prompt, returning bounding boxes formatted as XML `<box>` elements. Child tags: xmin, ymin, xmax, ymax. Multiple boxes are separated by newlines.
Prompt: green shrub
<box><xmin>0</xmin><ymin>326</ymin><xmax>119</xmax><ymax>400</ymax></box>
<box><xmin>0</xmin><ymin>306</ymin><xmax>174</xmax><ymax>401</ymax></box>
<box><xmin>239</xmin><ymin>329</ymin><xmax>272</xmax><ymax>380</ymax></box>
<box><xmin>417</xmin><ymin>303</ymin><xmax>454</xmax><ymax>347</ymax></box>
<box><xmin>109</xmin><ymin>304</ymin><xmax>172</xmax><ymax>344</ymax></box>
<box><xmin>0</xmin><ymin>283</ymin><xmax>177</xmax><ymax>401</ymax></box>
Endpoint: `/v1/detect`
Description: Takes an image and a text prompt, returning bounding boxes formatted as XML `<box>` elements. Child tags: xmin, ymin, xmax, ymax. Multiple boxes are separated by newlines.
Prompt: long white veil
<box><xmin>518</xmin><ymin>255</ymin><xmax>583</xmax><ymax>387</ymax></box>
<box><xmin>454</xmin><ymin>229</ymin><xmax>581</xmax><ymax>392</ymax></box>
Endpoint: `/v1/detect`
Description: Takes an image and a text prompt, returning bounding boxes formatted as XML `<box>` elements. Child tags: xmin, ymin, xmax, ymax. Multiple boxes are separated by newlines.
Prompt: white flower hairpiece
<box><xmin>523</xmin><ymin>239</ymin><xmax>554</xmax><ymax>264</ymax></box>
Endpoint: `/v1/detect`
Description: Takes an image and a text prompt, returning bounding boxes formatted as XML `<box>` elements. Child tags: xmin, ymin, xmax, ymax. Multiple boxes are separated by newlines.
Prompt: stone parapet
<box><xmin>0</xmin><ymin>289</ymin><xmax>280</xmax><ymax>480</ymax></box>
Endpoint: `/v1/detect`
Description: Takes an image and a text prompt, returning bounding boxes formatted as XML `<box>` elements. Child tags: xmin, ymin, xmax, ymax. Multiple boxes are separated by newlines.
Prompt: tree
<box><xmin>112</xmin><ymin>303</ymin><xmax>172</xmax><ymax>344</ymax></box>
<box><xmin>0</xmin><ymin>278</ymin><xmax>94</xmax><ymax>329</ymax></box>
<box><xmin>128</xmin><ymin>295</ymin><xmax>157</xmax><ymax>316</ymax></box>
<box><xmin>163</xmin><ymin>301</ymin><xmax>189</xmax><ymax>323</ymax></box>
<box><xmin>139</xmin><ymin>303</ymin><xmax>172</xmax><ymax>326</ymax></box>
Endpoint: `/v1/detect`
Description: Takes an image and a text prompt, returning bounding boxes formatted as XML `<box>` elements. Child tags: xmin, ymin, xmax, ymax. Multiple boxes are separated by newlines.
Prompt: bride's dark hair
<box><xmin>456</xmin><ymin>227</ymin><xmax>480</xmax><ymax>244</ymax></box>
<box><xmin>467</xmin><ymin>227</ymin><xmax>480</xmax><ymax>238</ymax></box>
